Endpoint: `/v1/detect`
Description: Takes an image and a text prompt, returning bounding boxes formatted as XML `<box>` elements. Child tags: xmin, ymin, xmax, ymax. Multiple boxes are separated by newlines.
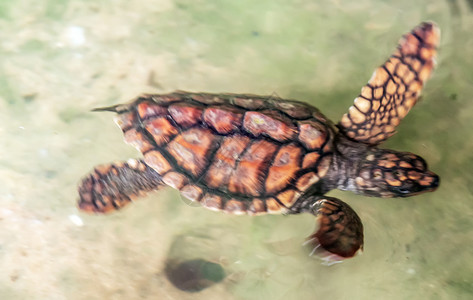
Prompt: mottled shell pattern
<box><xmin>111</xmin><ymin>91</ymin><xmax>335</xmax><ymax>215</ymax></box>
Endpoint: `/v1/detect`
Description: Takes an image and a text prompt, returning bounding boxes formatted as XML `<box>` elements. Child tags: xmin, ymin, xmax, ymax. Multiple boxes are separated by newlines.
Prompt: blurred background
<box><xmin>0</xmin><ymin>0</ymin><xmax>472</xmax><ymax>299</ymax></box>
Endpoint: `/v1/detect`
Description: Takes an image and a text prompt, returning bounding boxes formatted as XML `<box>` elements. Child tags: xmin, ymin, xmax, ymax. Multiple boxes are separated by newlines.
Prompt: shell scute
<box><xmin>189</xmin><ymin>93</ymin><xmax>226</xmax><ymax>105</ymax></box>
<box><xmin>228</xmin><ymin>140</ymin><xmax>279</xmax><ymax>197</ymax></box>
<box><xmin>203</xmin><ymin>106</ymin><xmax>244</xmax><ymax>134</ymax></box>
<box><xmin>201</xmin><ymin>194</ymin><xmax>223</xmax><ymax>211</ymax></box>
<box><xmin>163</xmin><ymin>171</ymin><xmax>188</xmax><ymax>189</ymax></box>
<box><xmin>124</xmin><ymin>128</ymin><xmax>154</xmax><ymax>153</ymax></box>
<box><xmin>247</xmin><ymin>199</ymin><xmax>266</xmax><ymax>215</ymax></box>
<box><xmin>231</xmin><ymin>96</ymin><xmax>266</xmax><ymax>110</ymax></box>
<box><xmin>298</xmin><ymin>120</ymin><xmax>329</xmax><ymax>151</ymax></box>
<box><xmin>243</xmin><ymin>110</ymin><xmax>297</xmax><ymax>142</ymax></box>
<box><xmin>168</xmin><ymin>103</ymin><xmax>203</xmax><ymax>127</ymax></box>
<box><xmin>224</xmin><ymin>199</ymin><xmax>246</xmax><ymax>215</ymax></box>
<box><xmin>302</xmin><ymin>152</ymin><xmax>321</xmax><ymax>169</ymax></box>
<box><xmin>144</xmin><ymin>150</ymin><xmax>171</xmax><ymax>174</ymax></box>
<box><xmin>205</xmin><ymin>135</ymin><xmax>251</xmax><ymax>190</ymax></box>
<box><xmin>272</xmin><ymin>100</ymin><xmax>313</xmax><ymax>119</ymax></box>
<box><xmin>144</xmin><ymin>117</ymin><xmax>179</xmax><ymax>146</ymax></box>
<box><xmin>265</xmin><ymin>143</ymin><xmax>302</xmax><ymax>194</ymax></box>
<box><xmin>265</xmin><ymin>198</ymin><xmax>288</xmax><ymax>214</ymax></box>
<box><xmin>114</xmin><ymin>112</ymin><xmax>136</xmax><ymax>131</ymax></box>
<box><xmin>276</xmin><ymin>189</ymin><xmax>300</xmax><ymax>208</ymax></box>
<box><xmin>137</xmin><ymin>101</ymin><xmax>167</xmax><ymax>120</ymax></box>
<box><xmin>150</xmin><ymin>93</ymin><xmax>183</xmax><ymax>104</ymax></box>
<box><xmin>296</xmin><ymin>172</ymin><xmax>320</xmax><ymax>191</ymax></box>
<box><xmin>166</xmin><ymin>128</ymin><xmax>219</xmax><ymax>177</ymax></box>
<box><xmin>180</xmin><ymin>184</ymin><xmax>203</xmax><ymax>202</ymax></box>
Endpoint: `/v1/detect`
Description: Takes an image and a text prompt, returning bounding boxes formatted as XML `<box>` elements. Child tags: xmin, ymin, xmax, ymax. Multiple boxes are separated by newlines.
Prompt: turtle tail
<box><xmin>78</xmin><ymin>159</ymin><xmax>164</xmax><ymax>213</ymax></box>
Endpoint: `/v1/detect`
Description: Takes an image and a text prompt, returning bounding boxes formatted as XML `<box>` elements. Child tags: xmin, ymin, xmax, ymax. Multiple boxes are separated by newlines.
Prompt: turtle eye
<box><xmin>393</xmin><ymin>170</ymin><xmax>402</xmax><ymax>177</ymax></box>
<box><xmin>393</xmin><ymin>186</ymin><xmax>412</xmax><ymax>194</ymax></box>
<box><xmin>373</xmin><ymin>169</ymin><xmax>383</xmax><ymax>179</ymax></box>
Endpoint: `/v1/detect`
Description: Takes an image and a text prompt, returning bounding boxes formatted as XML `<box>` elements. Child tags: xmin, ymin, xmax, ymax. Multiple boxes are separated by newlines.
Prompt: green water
<box><xmin>0</xmin><ymin>0</ymin><xmax>472</xmax><ymax>299</ymax></box>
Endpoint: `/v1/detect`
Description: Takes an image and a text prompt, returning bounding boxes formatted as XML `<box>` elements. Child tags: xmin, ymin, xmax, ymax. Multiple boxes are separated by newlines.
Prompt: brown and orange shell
<box><xmin>110</xmin><ymin>91</ymin><xmax>335</xmax><ymax>215</ymax></box>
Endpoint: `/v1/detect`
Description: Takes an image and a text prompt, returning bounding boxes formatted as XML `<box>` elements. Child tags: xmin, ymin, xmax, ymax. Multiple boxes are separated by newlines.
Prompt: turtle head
<box><xmin>353</xmin><ymin>149</ymin><xmax>439</xmax><ymax>198</ymax></box>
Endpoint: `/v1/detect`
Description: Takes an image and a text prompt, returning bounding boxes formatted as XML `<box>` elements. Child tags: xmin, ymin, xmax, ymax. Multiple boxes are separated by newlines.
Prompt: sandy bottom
<box><xmin>0</xmin><ymin>0</ymin><xmax>472</xmax><ymax>299</ymax></box>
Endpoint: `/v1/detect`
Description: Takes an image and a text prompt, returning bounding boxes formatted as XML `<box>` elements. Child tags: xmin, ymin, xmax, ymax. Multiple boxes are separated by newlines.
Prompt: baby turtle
<box><xmin>78</xmin><ymin>22</ymin><xmax>440</xmax><ymax>261</ymax></box>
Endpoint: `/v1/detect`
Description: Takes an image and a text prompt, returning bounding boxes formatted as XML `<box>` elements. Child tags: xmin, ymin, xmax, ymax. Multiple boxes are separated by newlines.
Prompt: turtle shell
<box><xmin>112</xmin><ymin>91</ymin><xmax>335</xmax><ymax>215</ymax></box>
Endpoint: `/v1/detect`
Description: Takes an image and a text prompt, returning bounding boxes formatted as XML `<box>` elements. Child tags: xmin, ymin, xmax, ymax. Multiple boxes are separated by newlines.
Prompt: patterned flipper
<box><xmin>78</xmin><ymin>159</ymin><xmax>163</xmax><ymax>213</ymax></box>
<box><xmin>339</xmin><ymin>22</ymin><xmax>440</xmax><ymax>145</ymax></box>
<box><xmin>304</xmin><ymin>196</ymin><xmax>364</xmax><ymax>261</ymax></box>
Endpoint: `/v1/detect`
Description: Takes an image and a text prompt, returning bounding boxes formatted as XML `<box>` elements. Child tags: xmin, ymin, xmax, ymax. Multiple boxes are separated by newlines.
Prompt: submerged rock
<box><xmin>165</xmin><ymin>258</ymin><xmax>225</xmax><ymax>292</ymax></box>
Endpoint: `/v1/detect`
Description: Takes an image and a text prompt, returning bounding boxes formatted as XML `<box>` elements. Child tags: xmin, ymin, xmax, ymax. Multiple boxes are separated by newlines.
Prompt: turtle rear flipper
<box><xmin>78</xmin><ymin>159</ymin><xmax>164</xmax><ymax>213</ymax></box>
<box><xmin>303</xmin><ymin>196</ymin><xmax>363</xmax><ymax>262</ymax></box>
<box><xmin>339</xmin><ymin>22</ymin><xmax>440</xmax><ymax>145</ymax></box>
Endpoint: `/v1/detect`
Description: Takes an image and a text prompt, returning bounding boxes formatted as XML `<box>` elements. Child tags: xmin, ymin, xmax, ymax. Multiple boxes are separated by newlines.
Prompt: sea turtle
<box><xmin>78</xmin><ymin>22</ymin><xmax>440</xmax><ymax>261</ymax></box>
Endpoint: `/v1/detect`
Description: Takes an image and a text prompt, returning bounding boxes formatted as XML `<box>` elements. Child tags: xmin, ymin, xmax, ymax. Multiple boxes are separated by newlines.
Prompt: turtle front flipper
<box><xmin>78</xmin><ymin>159</ymin><xmax>164</xmax><ymax>213</ymax></box>
<box><xmin>302</xmin><ymin>196</ymin><xmax>363</xmax><ymax>262</ymax></box>
<box><xmin>339</xmin><ymin>22</ymin><xmax>440</xmax><ymax>145</ymax></box>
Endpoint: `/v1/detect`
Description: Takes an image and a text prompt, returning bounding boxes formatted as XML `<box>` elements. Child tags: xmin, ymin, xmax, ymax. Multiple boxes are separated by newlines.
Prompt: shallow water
<box><xmin>1</xmin><ymin>0</ymin><xmax>472</xmax><ymax>299</ymax></box>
